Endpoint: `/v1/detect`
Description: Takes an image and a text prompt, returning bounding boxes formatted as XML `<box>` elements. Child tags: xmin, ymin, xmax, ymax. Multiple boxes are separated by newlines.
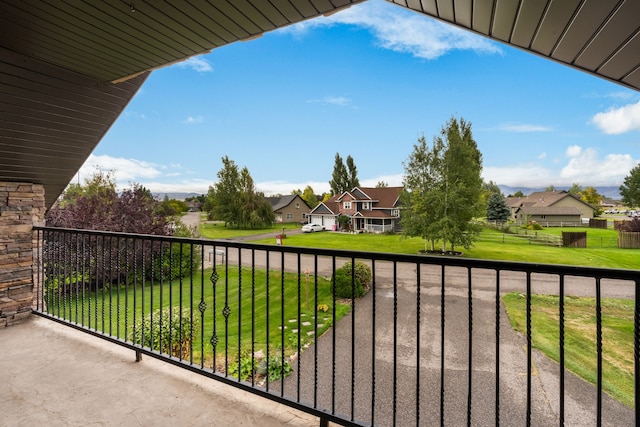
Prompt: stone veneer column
<box><xmin>0</xmin><ymin>182</ymin><xmax>45</xmax><ymax>327</ymax></box>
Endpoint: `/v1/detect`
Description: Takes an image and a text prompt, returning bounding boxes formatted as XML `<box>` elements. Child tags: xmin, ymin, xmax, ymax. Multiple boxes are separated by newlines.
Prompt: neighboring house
<box><xmin>267</xmin><ymin>195</ymin><xmax>311</xmax><ymax>224</ymax></box>
<box><xmin>508</xmin><ymin>191</ymin><xmax>595</xmax><ymax>225</ymax></box>
<box><xmin>309</xmin><ymin>186</ymin><xmax>403</xmax><ymax>233</ymax></box>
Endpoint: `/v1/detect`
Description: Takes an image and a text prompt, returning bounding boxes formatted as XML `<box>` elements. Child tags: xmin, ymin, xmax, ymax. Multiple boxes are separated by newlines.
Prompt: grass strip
<box><xmin>502</xmin><ymin>293</ymin><xmax>634</xmax><ymax>407</ymax></box>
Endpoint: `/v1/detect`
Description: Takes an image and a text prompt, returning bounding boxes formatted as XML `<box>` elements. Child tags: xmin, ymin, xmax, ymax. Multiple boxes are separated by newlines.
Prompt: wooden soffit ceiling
<box><xmin>391</xmin><ymin>0</ymin><xmax>640</xmax><ymax>91</ymax></box>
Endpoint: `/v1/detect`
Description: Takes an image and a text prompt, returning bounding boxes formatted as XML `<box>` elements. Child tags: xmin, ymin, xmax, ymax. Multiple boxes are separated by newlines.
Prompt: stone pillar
<box><xmin>0</xmin><ymin>182</ymin><xmax>45</xmax><ymax>327</ymax></box>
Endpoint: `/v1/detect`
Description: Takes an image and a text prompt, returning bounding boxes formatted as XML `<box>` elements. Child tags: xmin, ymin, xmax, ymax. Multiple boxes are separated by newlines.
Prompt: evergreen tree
<box><xmin>486</xmin><ymin>192</ymin><xmax>510</xmax><ymax>222</ymax></box>
<box><xmin>376</xmin><ymin>181</ymin><xmax>388</xmax><ymax>188</ymax></box>
<box><xmin>620</xmin><ymin>164</ymin><xmax>640</xmax><ymax>208</ymax></box>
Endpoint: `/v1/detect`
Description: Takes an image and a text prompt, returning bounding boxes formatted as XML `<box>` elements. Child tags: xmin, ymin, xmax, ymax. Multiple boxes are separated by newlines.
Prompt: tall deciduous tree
<box><xmin>620</xmin><ymin>164</ymin><xmax>640</xmax><ymax>208</ymax></box>
<box><xmin>401</xmin><ymin>117</ymin><xmax>483</xmax><ymax>252</ymax></box>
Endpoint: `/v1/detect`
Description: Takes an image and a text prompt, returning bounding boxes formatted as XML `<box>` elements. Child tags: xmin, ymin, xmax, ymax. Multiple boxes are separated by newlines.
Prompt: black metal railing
<box><xmin>32</xmin><ymin>226</ymin><xmax>640</xmax><ymax>426</ymax></box>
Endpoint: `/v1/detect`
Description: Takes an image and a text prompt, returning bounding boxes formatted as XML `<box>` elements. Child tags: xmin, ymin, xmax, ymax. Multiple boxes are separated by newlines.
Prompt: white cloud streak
<box><xmin>284</xmin><ymin>0</ymin><xmax>501</xmax><ymax>60</ymax></box>
<box><xmin>591</xmin><ymin>100</ymin><xmax>640</xmax><ymax>134</ymax></box>
<box><xmin>183</xmin><ymin>115</ymin><xmax>204</xmax><ymax>124</ymax></box>
<box><xmin>497</xmin><ymin>123</ymin><xmax>552</xmax><ymax>132</ymax></box>
<box><xmin>175</xmin><ymin>56</ymin><xmax>214</xmax><ymax>73</ymax></box>
<box><xmin>307</xmin><ymin>96</ymin><xmax>352</xmax><ymax>106</ymax></box>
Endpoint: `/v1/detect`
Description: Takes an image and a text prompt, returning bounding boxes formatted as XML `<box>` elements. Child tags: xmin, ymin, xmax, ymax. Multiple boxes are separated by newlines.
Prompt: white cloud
<box><xmin>361</xmin><ymin>173</ymin><xmax>403</xmax><ymax>187</ymax></box>
<box><xmin>482</xmin><ymin>164</ymin><xmax>557</xmax><ymax>188</ymax></box>
<box><xmin>559</xmin><ymin>146</ymin><xmax>637</xmax><ymax>185</ymax></box>
<box><xmin>135</xmin><ymin>179</ymin><xmax>212</xmax><ymax>195</ymax></box>
<box><xmin>307</xmin><ymin>96</ymin><xmax>352</xmax><ymax>106</ymax></box>
<box><xmin>284</xmin><ymin>0</ymin><xmax>501</xmax><ymax>59</ymax></box>
<box><xmin>183</xmin><ymin>115</ymin><xmax>204</xmax><ymax>124</ymax></box>
<box><xmin>75</xmin><ymin>154</ymin><xmax>162</xmax><ymax>185</ymax></box>
<box><xmin>591</xmin><ymin>100</ymin><xmax>640</xmax><ymax>134</ymax></box>
<box><xmin>175</xmin><ymin>56</ymin><xmax>214</xmax><ymax>73</ymax></box>
<box><xmin>256</xmin><ymin>180</ymin><xmax>331</xmax><ymax>196</ymax></box>
<box><xmin>497</xmin><ymin>123</ymin><xmax>552</xmax><ymax>132</ymax></box>
<box><xmin>483</xmin><ymin>146</ymin><xmax>638</xmax><ymax>187</ymax></box>
<box><xmin>538</xmin><ymin>152</ymin><xmax>547</xmax><ymax>160</ymax></box>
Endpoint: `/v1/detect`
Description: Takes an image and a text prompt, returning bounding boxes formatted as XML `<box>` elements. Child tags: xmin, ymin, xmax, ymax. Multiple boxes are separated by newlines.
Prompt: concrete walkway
<box><xmin>0</xmin><ymin>316</ymin><xmax>318</xmax><ymax>427</ymax></box>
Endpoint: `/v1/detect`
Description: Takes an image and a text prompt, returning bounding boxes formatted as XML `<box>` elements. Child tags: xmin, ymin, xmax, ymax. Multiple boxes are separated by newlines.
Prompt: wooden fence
<box><xmin>618</xmin><ymin>232</ymin><xmax>640</xmax><ymax>249</ymax></box>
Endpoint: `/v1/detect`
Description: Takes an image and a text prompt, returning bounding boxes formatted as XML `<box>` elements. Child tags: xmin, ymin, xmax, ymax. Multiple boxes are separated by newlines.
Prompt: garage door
<box><xmin>323</xmin><ymin>216</ymin><xmax>336</xmax><ymax>230</ymax></box>
<box><xmin>310</xmin><ymin>215</ymin><xmax>323</xmax><ymax>225</ymax></box>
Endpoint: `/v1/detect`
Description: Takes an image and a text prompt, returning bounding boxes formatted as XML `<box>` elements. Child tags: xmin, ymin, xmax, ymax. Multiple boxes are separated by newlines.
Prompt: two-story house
<box><xmin>308</xmin><ymin>186</ymin><xmax>403</xmax><ymax>233</ymax></box>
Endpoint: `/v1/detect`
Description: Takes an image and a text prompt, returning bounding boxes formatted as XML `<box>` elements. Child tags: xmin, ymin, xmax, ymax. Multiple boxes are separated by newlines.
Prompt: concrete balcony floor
<box><xmin>1</xmin><ymin>316</ymin><xmax>317</xmax><ymax>427</ymax></box>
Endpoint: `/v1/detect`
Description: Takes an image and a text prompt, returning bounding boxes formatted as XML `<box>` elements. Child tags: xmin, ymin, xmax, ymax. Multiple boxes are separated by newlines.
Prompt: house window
<box><xmin>343</xmin><ymin>201</ymin><xmax>351</xmax><ymax>209</ymax></box>
<box><xmin>295</xmin><ymin>202</ymin><xmax>300</xmax><ymax>209</ymax></box>
<box><xmin>286</xmin><ymin>213</ymin><xmax>294</xmax><ymax>220</ymax></box>
<box><xmin>362</xmin><ymin>202</ymin><xmax>370</xmax><ymax>210</ymax></box>
<box><xmin>392</xmin><ymin>209</ymin><xmax>399</xmax><ymax>217</ymax></box>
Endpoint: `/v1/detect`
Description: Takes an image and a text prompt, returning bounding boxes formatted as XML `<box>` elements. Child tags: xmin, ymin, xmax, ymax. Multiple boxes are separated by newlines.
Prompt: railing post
<box><xmin>135</xmin><ymin>350</ymin><xmax>142</xmax><ymax>362</ymax></box>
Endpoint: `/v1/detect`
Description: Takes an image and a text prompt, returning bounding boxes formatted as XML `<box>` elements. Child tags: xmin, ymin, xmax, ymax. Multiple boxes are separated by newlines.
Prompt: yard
<box><xmin>46</xmin><ymin>265</ymin><xmax>350</xmax><ymax>378</ymax></box>
<box><xmin>248</xmin><ymin>226</ymin><xmax>640</xmax><ymax>270</ymax></box>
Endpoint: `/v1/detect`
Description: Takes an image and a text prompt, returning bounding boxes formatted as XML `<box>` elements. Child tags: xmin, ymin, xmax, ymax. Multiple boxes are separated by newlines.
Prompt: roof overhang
<box><xmin>1</xmin><ymin>0</ymin><xmax>638</xmax><ymax>208</ymax></box>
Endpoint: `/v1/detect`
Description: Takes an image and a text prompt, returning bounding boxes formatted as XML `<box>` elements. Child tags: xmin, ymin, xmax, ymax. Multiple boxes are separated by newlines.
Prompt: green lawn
<box><xmin>252</xmin><ymin>227</ymin><xmax>640</xmax><ymax>270</ymax></box>
<box><xmin>503</xmin><ymin>293</ymin><xmax>634</xmax><ymax>407</ymax></box>
<box><xmin>46</xmin><ymin>266</ymin><xmax>350</xmax><ymax>369</ymax></box>
<box><xmin>200</xmin><ymin>220</ymin><xmax>300</xmax><ymax>240</ymax></box>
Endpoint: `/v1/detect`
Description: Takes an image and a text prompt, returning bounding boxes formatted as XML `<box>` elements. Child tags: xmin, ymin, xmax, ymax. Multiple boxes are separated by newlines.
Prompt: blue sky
<box><xmin>77</xmin><ymin>0</ymin><xmax>640</xmax><ymax>196</ymax></box>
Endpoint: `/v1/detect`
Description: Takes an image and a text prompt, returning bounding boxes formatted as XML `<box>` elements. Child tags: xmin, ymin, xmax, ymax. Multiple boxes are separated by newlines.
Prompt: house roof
<box><xmin>353</xmin><ymin>210</ymin><xmax>396</xmax><ymax>219</ymax></box>
<box><xmin>269</xmin><ymin>194</ymin><xmax>310</xmax><ymax>212</ymax></box>
<box><xmin>510</xmin><ymin>191</ymin><xmax>595</xmax><ymax>210</ymax></box>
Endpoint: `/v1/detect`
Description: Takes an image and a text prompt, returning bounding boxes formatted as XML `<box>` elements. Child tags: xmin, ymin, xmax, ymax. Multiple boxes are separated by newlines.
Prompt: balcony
<box><xmin>20</xmin><ymin>226</ymin><xmax>639</xmax><ymax>426</ymax></box>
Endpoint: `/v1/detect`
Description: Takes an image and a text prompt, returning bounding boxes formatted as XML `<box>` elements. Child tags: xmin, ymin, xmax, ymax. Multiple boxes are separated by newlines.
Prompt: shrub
<box><xmin>258</xmin><ymin>353</ymin><xmax>292</xmax><ymax>381</ymax></box>
<box><xmin>151</xmin><ymin>220</ymin><xmax>201</xmax><ymax>280</ymax></box>
<box><xmin>129</xmin><ymin>307</ymin><xmax>198</xmax><ymax>358</ymax></box>
<box><xmin>338</xmin><ymin>261</ymin><xmax>372</xmax><ymax>290</ymax></box>
<box><xmin>228</xmin><ymin>350</ymin><xmax>255</xmax><ymax>381</ymax></box>
<box><xmin>332</xmin><ymin>269</ymin><xmax>365</xmax><ymax>299</ymax></box>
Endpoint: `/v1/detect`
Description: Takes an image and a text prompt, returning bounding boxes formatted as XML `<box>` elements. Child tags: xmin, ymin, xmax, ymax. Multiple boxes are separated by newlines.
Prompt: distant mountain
<box><xmin>499</xmin><ymin>185</ymin><xmax>621</xmax><ymax>200</ymax></box>
<box><xmin>153</xmin><ymin>192</ymin><xmax>202</xmax><ymax>201</ymax></box>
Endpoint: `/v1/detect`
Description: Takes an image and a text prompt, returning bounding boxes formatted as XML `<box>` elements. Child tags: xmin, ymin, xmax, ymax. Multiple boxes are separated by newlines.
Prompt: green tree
<box><xmin>346</xmin><ymin>155</ymin><xmax>360</xmax><ymax>189</ymax></box>
<box><xmin>512</xmin><ymin>190</ymin><xmax>525</xmax><ymax>197</ymax></box>
<box><xmin>329</xmin><ymin>153</ymin><xmax>348</xmax><ymax>196</ymax></box>
<box><xmin>376</xmin><ymin>181</ymin><xmax>388</xmax><ymax>188</ymax></box>
<box><xmin>568</xmin><ymin>183</ymin><xmax>583</xmax><ymax>198</ymax></box>
<box><xmin>401</xmin><ymin>117</ymin><xmax>483</xmax><ymax>253</ymax></box>
<box><xmin>620</xmin><ymin>164</ymin><xmax>640</xmax><ymax>208</ymax></box>
<box><xmin>301</xmin><ymin>185</ymin><xmax>318</xmax><ymax>209</ymax></box>
<box><xmin>209</xmin><ymin>156</ymin><xmax>241</xmax><ymax>225</ymax></box>
<box><xmin>545</xmin><ymin>185</ymin><xmax>556</xmax><ymax>192</ymax></box>
<box><xmin>581</xmin><ymin>186</ymin><xmax>603</xmax><ymax>216</ymax></box>
<box><xmin>481</xmin><ymin>180</ymin><xmax>502</xmax><ymax>211</ymax></box>
<box><xmin>207</xmin><ymin>156</ymin><xmax>274</xmax><ymax>228</ymax></box>
<box><xmin>400</xmin><ymin>134</ymin><xmax>445</xmax><ymax>251</ymax></box>
<box><xmin>486</xmin><ymin>192</ymin><xmax>510</xmax><ymax>222</ymax></box>
<box><xmin>439</xmin><ymin>117</ymin><xmax>483</xmax><ymax>251</ymax></box>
